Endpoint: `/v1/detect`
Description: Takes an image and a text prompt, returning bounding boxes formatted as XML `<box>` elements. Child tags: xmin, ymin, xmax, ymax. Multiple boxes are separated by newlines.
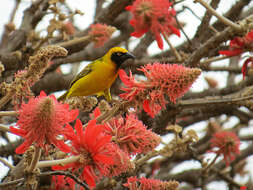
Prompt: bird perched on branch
<box><xmin>58</xmin><ymin>47</ymin><xmax>135</xmax><ymax>101</ymax></box>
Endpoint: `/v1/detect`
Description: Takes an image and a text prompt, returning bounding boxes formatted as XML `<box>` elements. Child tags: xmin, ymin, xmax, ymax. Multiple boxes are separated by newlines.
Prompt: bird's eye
<box><xmin>116</xmin><ymin>52</ymin><xmax>123</xmax><ymax>56</ymax></box>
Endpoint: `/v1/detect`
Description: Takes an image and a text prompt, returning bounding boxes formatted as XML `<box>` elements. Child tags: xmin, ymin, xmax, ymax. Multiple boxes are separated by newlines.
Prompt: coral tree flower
<box><xmin>10</xmin><ymin>91</ymin><xmax>79</xmax><ymax>154</ymax></box>
<box><xmin>124</xmin><ymin>176</ymin><xmax>179</xmax><ymax>190</ymax></box>
<box><xmin>241</xmin><ymin>57</ymin><xmax>253</xmax><ymax>80</ymax></box>
<box><xmin>51</xmin><ymin>175</ymin><xmax>76</xmax><ymax>190</ymax></box>
<box><xmin>219</xmin><ymin>29</ymin><xmax>253</xmax><ymax>56</ymax></box>
<box><xmin>55</xmin><ymin>119</ymin><xmax>115</xmax><ymax>188</ymax></box>
<box><xmin>210</xmin><ymin>131</ymin><xmax>240</xmax><ymax>166</ymax></box>
<box><xmin>119</xmin><ymin>63</ymin><xmax>201</xmax><ymax>117</ymax></box>
<box><xmin>88</xmin><ymin>23</ymin><xmax>116</xmax><ymax>47</ymax></box>
<box><xmin>126</xmin><ymin>0</ymin><xmax>180</xmax><ymax>49</ymax></box>
<box><xmin>106</xmin><ymin>113</ymin><xmax>161</xmax><ymax>155</ymax></box>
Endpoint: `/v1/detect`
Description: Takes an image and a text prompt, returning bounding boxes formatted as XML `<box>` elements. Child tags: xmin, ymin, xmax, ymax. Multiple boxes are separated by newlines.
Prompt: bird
<box><xmin>58</xmin><ymin>47</ymin><xmax>135</xmax><ymax>101</ymax></box>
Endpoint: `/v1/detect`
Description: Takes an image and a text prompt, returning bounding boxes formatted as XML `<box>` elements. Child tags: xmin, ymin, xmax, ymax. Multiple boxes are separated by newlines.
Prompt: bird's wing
<box><xmin>69</xmin><ymin>60</ymin><xmax>98</xmax><ymax>88</ymax></box>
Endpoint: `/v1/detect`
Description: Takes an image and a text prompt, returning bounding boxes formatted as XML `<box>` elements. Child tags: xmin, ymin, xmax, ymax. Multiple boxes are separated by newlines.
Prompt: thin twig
<box><xmin>135</xmin><ymin>150</ymin><xmax>160</xmax><ymax>168</ymax></box>
<box><xmin>200</xmin><ymin>55</ymin><xmax>233</xmax><ymax>65</ymax></box>
<box><xmin>179</xmin><ymin>94</ymin><xmax>253</xmax><ymax>107</ymax></box>
<box><xmin>10</xmin><ymin>0</ymin><xmax>21</xmax><ymax>23</ymax></box>
<box><xmin>162</xmin><ymin>33</ymin><xmax>182</xmax><ymax>62</ymax></box>
<box><xmin>27</xmin><ymin>147</ymin><xmax>42</xmax><ymax>172</ymax></box>
<box><xmin>203</xmin><ymin>154</ymin><xmax>219</xmax><ymax>172</ymax></box>
<box><xmin>0</xmin><ymin>91</ymin><xmax>15</xmax><ymax>110</ymax></box>
<box><xmin>0</xmin><ymin>157</ymin><xmax>14</xmax><ymax>169</ymax></box>
<box><xmin>40</xmin><ymin>171</ymin><xmax>89</xmax><ymax>189</ymax></box>
<box><xmin>37</xmin><ymin>155</ymin><xmax>80</xmax><ymax>168</ymax></box>
<box><xmin>211</xmin><ymin>167</ymin><xmax>242</xmax><ymax>188</ymax></box>
<box><xmin>194</xmin><ymin>0</ymin><xmax>241</xmax><ymax>31</ymax></box>
<box><xmin>0</xmin><ymin>111</ymin><xmax>18</xmax><ymax>117</ymax></box>
<box><xmin>0</xmin><ymin>125</ymin><xmax>10</xmax><ymax>132</ymax></box>
<box><xmin>0</xmin><ymin>171</ymin><xmax>89</xmax><ymax>189</ymax></box>
<box><xmin>0</xmin><ymin>178</ymin><xmax>24</xmax><ymax>187</ymax></box>
<box><xmin>55</xmin><ymin>35</ymin><xmax>91</xmax><ymax>48</ymax></box>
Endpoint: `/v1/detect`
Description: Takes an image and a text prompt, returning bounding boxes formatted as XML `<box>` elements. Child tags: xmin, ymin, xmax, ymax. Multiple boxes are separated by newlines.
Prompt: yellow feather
<box><xmin>58</xmin><ymin>47</ymin><xmax>134</xmax><ymax>101</ymax></box>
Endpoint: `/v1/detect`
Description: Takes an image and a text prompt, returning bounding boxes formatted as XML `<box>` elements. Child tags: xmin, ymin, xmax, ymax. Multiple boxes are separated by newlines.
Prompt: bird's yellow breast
<box><xmin>67</xmin><ymin>59</ymin><xmax>118</xmax><ymax>97</ymax></box>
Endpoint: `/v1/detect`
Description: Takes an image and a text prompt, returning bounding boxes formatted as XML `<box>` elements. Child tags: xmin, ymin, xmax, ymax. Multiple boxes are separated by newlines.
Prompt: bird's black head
<box><xmin>111</xmin><ymin>51</ymin><xmax>135</xmax><ymax>68</ymax></box>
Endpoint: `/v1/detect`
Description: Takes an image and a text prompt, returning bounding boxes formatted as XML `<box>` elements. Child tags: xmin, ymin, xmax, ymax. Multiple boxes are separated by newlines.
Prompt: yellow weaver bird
<box><xmin>58</xmin><ymin>47</ymin><xmax>135</xmax><ymax>101</ymax></box>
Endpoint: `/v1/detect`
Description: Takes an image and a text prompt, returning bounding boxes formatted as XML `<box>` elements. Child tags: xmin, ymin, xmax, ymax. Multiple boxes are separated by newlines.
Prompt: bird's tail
<box><xmin>57</xmin><ymin>91</ymin><xmax>68</xmax><ymax>101</ymax></box>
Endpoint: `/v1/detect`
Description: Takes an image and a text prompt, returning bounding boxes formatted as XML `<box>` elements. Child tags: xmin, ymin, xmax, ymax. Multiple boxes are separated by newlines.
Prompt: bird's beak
<box><xmin>124</xmin><ymin>52</ymin><xmax>135</xmax><ymax>60</ymax></box>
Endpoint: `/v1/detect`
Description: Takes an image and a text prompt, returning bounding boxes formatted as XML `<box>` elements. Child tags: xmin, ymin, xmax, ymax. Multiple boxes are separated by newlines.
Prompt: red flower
<box><xmin>241</xmin><ymin>57</ymin><xmax>253</xmax><ymax>80</ymax></box>
<box><xmin>10</xmin><ymin>91</ymin><xmax>78</xmax><ymax>154</ymax></box>
<box><xmin>88</xmin><ymin>23</ymin><xmax>116</xmax><ymax>47</ymax></box>
<box><xmin>106</xmin><ymin>114</ymin><xmax>161</xmax><ymax>155</ymax></box>
<box><xmin>119</xmin><ymin>63</ymin><xmax>201</xmax><ymax>117</ymax></box>
<box><xmin>124</xmin><ymin>177</ymin><xmax>179</xmax><ymax>190</ymax></box>
<box><xmin>54</xmin><ymin>119</ymin><xmax>114</xmax><ymax>188</ymax></box>
<box><xmin>102</xmin><ymin>143</ymin><xmax>134</xmax><ymax>177</ymax></box>
<box><xmin>219</xmin><ymin>29</ymin><xmax>253</xmax><ymax>56</ymax></box>
<box><xmin>210</xmin><ymin>131</ymin><xmax>240</xmax><ymax>166</ymax></box>
<box><xmin>126</xmin><ymin>0</ymin><xmax>180</xmax><ymax>49</ymax></box>
<box><xmin>51</xmin><ymin>175</ymin><xmax>76</xmax><ymax>190</ymax></box>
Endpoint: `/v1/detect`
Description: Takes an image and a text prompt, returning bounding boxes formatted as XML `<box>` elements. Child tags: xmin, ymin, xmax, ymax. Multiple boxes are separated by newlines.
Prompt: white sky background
<box><xmin>0</xmin><ymin>0</ymin><xmax>253</xmax><ymax>189</ymax></box>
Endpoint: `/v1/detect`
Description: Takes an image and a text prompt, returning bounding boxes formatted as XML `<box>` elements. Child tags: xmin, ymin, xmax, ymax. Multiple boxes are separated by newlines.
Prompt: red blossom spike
<box><xmin>126</xmin><ymin>0</ymin><xmax>180</xmax><ymax>49</ymax></box>
<box><xmin>106</xmin><ymin>114</ymin><xmax>161</xmax><ymax>155</ymax></box>
<box><xmin>124</xmin><ymin>177</ymin><xmax>179</xmax><ymax>190</ymax></box>
<box><xmin>88</xmin><ymin>23</ymin><xmax>116</xmax><ymax>47</ymax></box>
<box><xmin>10</xmin><ymin>91</ymin><xmax>79</xmax><ymax>154</ymax></box>
<box><xmin>209</xmin><ymin>131</ymin><xmax>241</xmax><ymax>166</ymax></box>
<box><xmin>119</xmin><ymin>63</ymin><xmax>201</xmax><ymax>117</ymax></box>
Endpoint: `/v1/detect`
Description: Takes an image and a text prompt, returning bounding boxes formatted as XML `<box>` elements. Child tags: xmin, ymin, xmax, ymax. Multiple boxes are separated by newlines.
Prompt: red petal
<box><xmin>143</xmin><ymin>100</ymin><xmax>154</xmax><ymax>118</ymax></box>
<box><xmin>93</xmin><ymin>135</ymin><xmax>111</xmax><ymax>152</ymax></box>
<box><xmin>63</xmin><ymin>123</ymin><xmax>75</xmax><ymax>140</ymax></box>
<box><xmin>53</xmin><ymin>139</ymin><xmax>71</xmax><ymax>153</ymax></box>
<box><xmin>10</xmin><ymin>126</ymin><xmax>27</xmax><ymax>136</ymax></box>
<box><xmin>93</xmin><ymin>107</ymin><xmax>101</xmax><ymax>118</ymax></box>
<box><xmin>125</xmin><ymin>5</ymin><xmax>132</xmax><ymax>11</ymax></box>
<box><xmin>84</xmin><ymin>120</ymin><xmax>102</xmax><ymax>148</ymax></box>
<box><xmin>155</xmin><ymin>33</ymin><xmax>163</xmax><ymax>50</ymax></box>
<box><xmin>219</xmin><ymin>49</ymin><xmax>243</xmax><ymax>56</ymax></box>
<box><xmin>94</xmin><ymin>154</ymin><xmax>114</xmax><ymax>165</ymax></box>
<box><xmin>169</xmin><ymin>26</ymin><xmax>180</xmax><ymax>37</ymax></box>
<box><xmin>241</xmin><ymin>57</ymin><xmax>253</xmax><ymax>80</ymax></box>
<box><xmin>83</xmin><ymin>166</ymin><xmax>96</xmax><ymax>188</ymax></box>
<box><xmin>39</xmin><ymin>91</ymin><xmax>47</xmax><ymax>97</ymax></box>
<box><xmin>15</xmin><ymin>141</ymin><xmax>31</xmax><ymax>154</ymax></box>
<box><xmin>75</xmin><ymin>119</ymin><xmax>83</xmax><ymax>139</ymax></box>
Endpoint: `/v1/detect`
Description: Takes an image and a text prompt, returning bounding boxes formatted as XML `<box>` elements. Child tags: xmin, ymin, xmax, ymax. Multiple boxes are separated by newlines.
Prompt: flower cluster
<box><xmin>54</xmin><ymin>118</ymin><xmax>134</xmax><ymax>188</ymax></box>
<box><xmin>210</xmin><ymin>131</ymin><xmax>241</xmax><ymax>166</ymax></box>
<box><xmin>102</xmin><ymin>143</ymin><xmax>134</xmax><ymax>177</ymax></box>
<box><xmin>126</xmin><ymin>0</ymin><xmax>180</xmax><ymax>49</ymax></box>
<box><xmin>106</xmin><ymin>113</ymin><xmax>161</xmax><ymax>155</ymax></box>
<box><xmin>54</xmin><ymin>119</ymin><xmax>115</xmax><ymax>187</ymax></box>
<box><xmin>219</xmin><ymin>30</ymin><xmax>253</xmax><ymax>56</ymax></box>
<box><xmin>119</xmin><ymin>63</ymin><xmax>201</xmax><ymax>117</ymax></box>
<box><xmin>88</xmin><ymin>23</ymin><xmax>116</xmax><ymax>47</ymax></box>
<box><xmin>10</xmin><ymin>91</ymin><xmax>79</xmax><ymax>154</ymax></box>
<box><xmin>124</xmin><ymin>177</ymin><xmax>179</xmax><ymax>190</ymax></box>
